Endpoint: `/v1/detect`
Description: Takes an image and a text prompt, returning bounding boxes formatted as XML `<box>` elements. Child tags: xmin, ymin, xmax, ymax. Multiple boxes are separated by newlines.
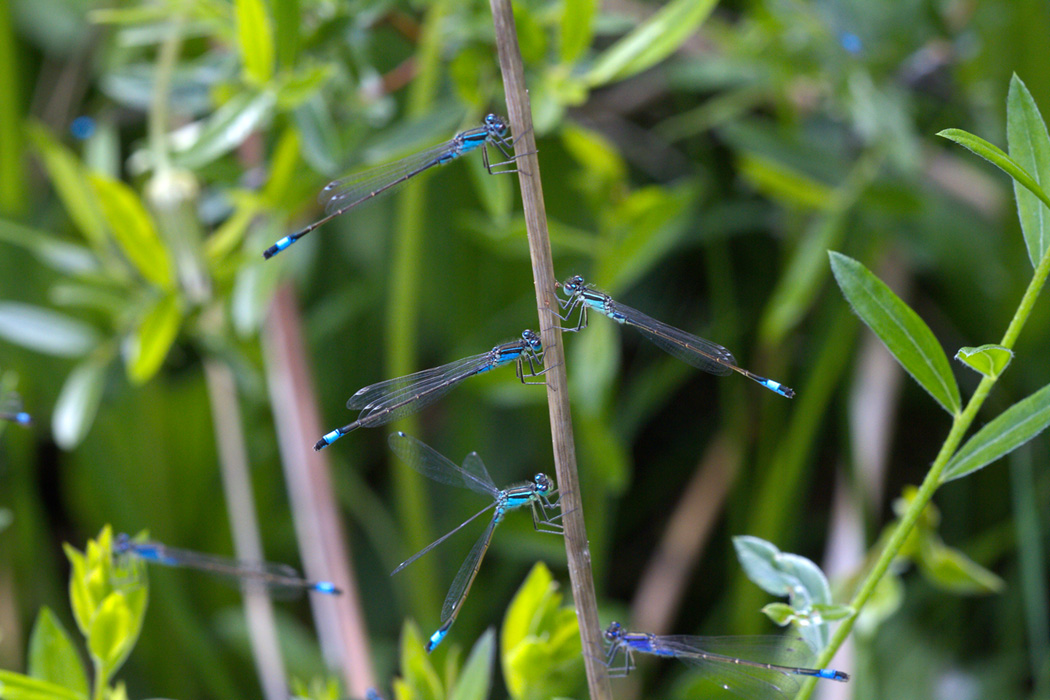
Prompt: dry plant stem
<box><xmin>631</xmin><ymin>435</ymin><xmax>740</xmax><ymax>635</ymax></box>
<box><xmin>488</xmin><ymin>3</ymin><xmax>611</xmax><ymax>699</ymax></box>
<box><xmin>203</xmin><ymin>360</ymin><xmax>287</xmax><ymax>700</ymax></box>
<box><xmin>264</xmin><ymin>284</ymin><xmax>376</xmax><ymax>696</ymax></box>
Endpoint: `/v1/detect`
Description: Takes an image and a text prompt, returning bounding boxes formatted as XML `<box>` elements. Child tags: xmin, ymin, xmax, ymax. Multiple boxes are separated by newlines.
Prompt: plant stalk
<box><xmin>488</xmin><ymin>2</ymin><xmax>612</xmax><ymax>699</ymax></box>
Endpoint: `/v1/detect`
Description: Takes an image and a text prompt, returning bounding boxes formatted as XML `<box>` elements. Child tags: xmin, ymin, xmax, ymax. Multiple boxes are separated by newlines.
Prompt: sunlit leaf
<box><xmin>28</xmin><ymin>608</ymin><xmax>89</xmax><ymax>697</ymax></box>
<box><xmin>1007</xmin><ymin>74</ymin><xmax>1050</xmax><ymax>266</ymax></box>
<box><xmin>0</xmin><ymin>670</ymin><xmax>86</xmax><ymax>700</ymax></box>
<box><xmin>0</xmin><ymin>303</ymin><xmax>99</xmax><ymax>357</ymax></box>
<box><xmin>829</xmin><ymin>251</ymin><xmax>961</xmax><ymax>415</ymax></box>
<box><xmin>584</xmin><ymin>0</ymin><xmax>717</xmax><ymax>86</ymax></box>
<box><xmin>398</xmin><ymin>621</ymin><xmax>442</xmax><ymax>700</ymax></box>
<box><xmin>0</xmin><ymin>218</ymin><xmax>100</xmax><ymax>276</ymax></box>
<box><xmin>236</xmin><ymin>0</ymin><xmax>274</xmax><ymax>84</ymax></box>
<box><xmin>53</xmin><ymin>356</ymin><xmax>109</xmax><ymax>449</ymax></box>
<box><xmin>918</xmin><ymin>539</ymin><xmax>1005</xmax><ymax>594</ymax></box>
<box><xmin>173</xmin><ymin>90</ymin><xmax>276</xmax><ymax>170</ymax></box>
<box><xmin>943</xmin><ymin>382</ymin><xmax>1050</xmax><ymax>482</ymax></box>
<box><xmin>26</xmin><ymin>122</ymin><xmax>106</xmax><ymax>247</ymax></box>
<box><xmin>954</xmin><ymin>345</ymin><xmax>1013</xmax><ymax>378</ymax></box>
<box><xmin>938</xmin><ymin>128</ymin><xmax>1050</xmax><ymax>213</ymax></box>
<box><xmin>124</xmin><ymin>293</ymin><xmax>181</xmax><ymax>384</ymax></box>
<box><xmin>89</xmin><ymin>174</ymin><xmax>173</xmax><ymax>289</ymax></box>
<box><xmin>448</xmin><ymin>629</ymin><xmax>494</xmax><ymax>700</ymax></box>
<box><xmin>87</xmin><ymin>592</ymin><xmax>133</xmax><ymax>681</ymax></box>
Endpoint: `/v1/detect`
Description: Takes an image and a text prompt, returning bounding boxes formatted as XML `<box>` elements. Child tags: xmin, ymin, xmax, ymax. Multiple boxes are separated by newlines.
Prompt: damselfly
<box><xmin>314</xmin><ymin>330</ymin><xmax>545</xmax><ymax>451</ymax></box>
<box><xmin>114</xmin><ymin>533</ymin><xmax>341</xmax><ymax>596</ymax></box>
<box><xmin>603</xmin><ymin>621</ymin><xmax>848</xmax><ymax>697</ymax></box>
<box><xmin>388</xmin><ymin>432</ymin><xmax>562</xmax><ymax>652</ymax></box>
<box><xmin>556</xmin><ymin>275</ymin><xmax>794</xmax><ymax>398</ymax></box>
<box><xmin>0</xmin><ymin>392</ymin><xmax>31</xmax><ymax>426</ymax></box>
<box><xmin>263</xmin><ymin>114</ymin><xmax>522</xmax><ymax>259</ymax></box>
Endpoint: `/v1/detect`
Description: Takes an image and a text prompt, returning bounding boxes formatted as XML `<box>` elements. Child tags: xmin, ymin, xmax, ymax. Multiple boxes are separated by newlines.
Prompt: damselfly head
<box><xmin>522</xmin><ymin>329</ymin><xmax>542</xmax><ymax>351</ymax></box>
<box><xmin>604</xmin><ymin>621</ymin><xmax>624</xmax><ymax>641</ymax></box>
<box><xmin>484</xmin><ymin>114</ymin><xmax>509</xmax><ymax>137</ymax></box>
<box><xmin>114</xmin><ymin>532</ymin><xmax>132</xmax><ymax>554</ymax></box>
<box><xmin>533</xmin><ymin>473</ymin><xmax>553</xmax><ymax>492</ymax></box>
<box><xmin>560</xmin><ymin>275</ymin><xmax>585</xmax><ymax>295</ymax></box>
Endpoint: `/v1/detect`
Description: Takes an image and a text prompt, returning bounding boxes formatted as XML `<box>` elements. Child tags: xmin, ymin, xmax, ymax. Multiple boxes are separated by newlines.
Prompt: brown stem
<box><xmin>263</xmin><ymin>283</ymin><xmax>376</xmax><ymax>696</ymax></box>
<box><xmin>487</xmin><ymin>3</ymin><xmax>612</xmax><ymax>699</ymax></box>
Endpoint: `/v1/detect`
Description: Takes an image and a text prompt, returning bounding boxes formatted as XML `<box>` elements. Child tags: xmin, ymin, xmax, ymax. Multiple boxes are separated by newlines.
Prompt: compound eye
<box><xmin>485</xmin><ymin>113</ymin><xmax>497</xmax><ymax>124</ymax></box>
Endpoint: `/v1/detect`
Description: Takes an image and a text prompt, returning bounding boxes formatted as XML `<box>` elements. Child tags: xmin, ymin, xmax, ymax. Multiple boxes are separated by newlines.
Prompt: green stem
<box><xmin>0</xmin><ymin>0</ymin><xmax>24</xmax><ymax>214</ymax></box>
<box><xmin>797</xmin><ymin>238</ymin><xmax>1050</xmax><ymax>699</ymax></box>
<box><xmin>148</xmin><ymin>17</ymin><xmax>184</xmax><ymax>173</ymax></box>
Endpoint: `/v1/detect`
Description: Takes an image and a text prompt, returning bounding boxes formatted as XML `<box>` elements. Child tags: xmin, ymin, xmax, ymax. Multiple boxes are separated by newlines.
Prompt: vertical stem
<box><xmin>0</xmin><ymin>0</ymin><xmax>25</xmax><ymax>214</ymax></box>
<box><xmin>203</xmin><ymin>360</ymin><xmax>287</xmax><ymax>700</ymax></box>
<box><xmin>263</xmin><ymin>284</ymin><xmax>376</xmax><ymax>696</ymax></box>
<box><xmin>488</xmin><ymin>4</ymin><xmax>612</xmax><ymax>699</ymax></box>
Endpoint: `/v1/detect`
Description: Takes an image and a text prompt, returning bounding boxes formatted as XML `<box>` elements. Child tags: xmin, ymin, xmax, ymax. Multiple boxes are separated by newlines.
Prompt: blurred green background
<box><xmin>0</xmin><ymin>0</ymin><xmax>1048</xmax><ymax>698</ymax></box>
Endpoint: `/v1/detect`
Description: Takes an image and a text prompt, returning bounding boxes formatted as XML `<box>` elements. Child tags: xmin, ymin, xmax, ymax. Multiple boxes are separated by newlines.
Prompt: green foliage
<box><xmin>500</xmin><ymin>563</ymin><xmax>583</xmax><ymax>700</ymax></box>
<box><xmin>829</xmin><ymin>251</ymin><xmax>961</xmax><ymax>416</ymax></box>
<box><xmin>391</xmin><ymin>623</ymin><xmax>493</xmax><ymax>700</ymax></box>
<box><xmin>954</xmin><ymin>345</ymin><xmax>1013</xmax><ymax>379</ymax></box>
<box><xmin>1</xmin><ymin>528</ymin><xmax>147</xmax><ymax>700</ymax></box>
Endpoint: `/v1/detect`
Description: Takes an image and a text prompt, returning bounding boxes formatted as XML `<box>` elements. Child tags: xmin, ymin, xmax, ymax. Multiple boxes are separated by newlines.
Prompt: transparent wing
<box><xmin>320</xmin><ymin>140</ymin><xmax>459</xmax><ymax>215</ymax></box>
<box><xmin>460</xmin><ymin>451</ymin><xmax>497</xmax><ymax>493</ymax></box>
<box><xmin>440</xmin><ymin>515</ymin><xmax>497</xmax><ymax>623</ymax></box>
<box><xmin>390</xmin><ymin>502</ymin><xmax>496</xmax><ymax>575</ymax></box>
<box><xmin>609</xmin><ymin>300</ymin><xmax>736</xmax><ymax>376</ymax></box>
<box><xmin>388</xmin><ymin>433</ymin><xmax>499</xmax><ymax>497</ymax></box>
<box><xmin>347</xmin><ymin>352</ymin><xmax>490</xmax><ymax>410</ymax></box>
<box><xmin>129</xmin><ymin>542</ymin><xmax>325</xmax><ymax>597</ymax></box>
<box><xmin>654</xmin><ymin>635</ymin><xmax>841</xmax><ymax>700</ymax></box>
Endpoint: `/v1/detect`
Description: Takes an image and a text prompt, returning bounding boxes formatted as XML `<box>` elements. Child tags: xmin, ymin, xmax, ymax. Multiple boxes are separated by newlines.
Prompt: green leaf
<box><xmin>448</xmin><ymin>629</ymin><xmax>494</xmax><ymax>700</ymax></box>
<box><xmin>0</xmin><ymin>303</ymin><xmax>99</xmax><ymax>357</ymax></box>
<box><xmin>737</xmin><ymin>152</ymin><xmax>835</xmax><ymax>211</ymax></box>
<box><xmin>943</xmin><ymin>382</ymin><xmax>1050</xmax><ymax>482</ymax></box>
<box><xmin>274</xmin><ymin>64</ymin><xmax>335</xmax><ymax>110</ymax></box>
<box><xmin>0</xmin><ymin>218</ymin><xmax>100</xmax><ymax>276</ymax></box>
<box><xmin>560</xmin><ymin>0</ymin><xmax>596</xmax><ymax>64</ymax></box>
<box><xmin>28</xmin><ymin>608</ymin><xmax>89</xmax><ymax>697</ymax></box>
<box><xmin>829</xmin><ymin>251</ymin><xmax>961</xmax><ymax>415</ymax></box>
<box><xmin>173</xmin><ymin>91</ymin><xmax>276</xmax><ymax>170</ymax></box>
<box><xmin>87</xmin><ymin>592</ymin><xmax>133</xmax><ymax>681</ymax></box>
<box><xmin>398</xmin><ymin>621</ymin><xmax>442</xmax><ymax>700</ymax></box>
<box><xmin>918</xmin><ymin>539</ymin><xmax>1005</xmax><ymax>594</ymax></box>
<box><xmin>63</xmin><ymin>543</ymin><xmax>92</xmax><ymax>637</ymax></box>
<box><xmin>25</xmin><ymin>123</ymin><xmax>106</xmax><ymax>247</ymax></box>
<box><xmin>236</xmin><ymin>0</ymin><xmax>275</xmax><ymax>84</ymax></box>
<box><xmin>124</xmin><ymin>294</ymin><xmax>181</xmax><ymax>384</ymax></box>
<box><xmin>273</xmin><ymin>0</ymin><xmax>299</xmax><ymax>69</ymax></box>
<box><xmin>89</xmin><ymin>174</ymin><xmax>173</xmax><ymax>289</ymax></box>
<box><xmin>584</xmin><ymin>0</ymin><xmax>717</xmax><ymax>87</ymax></box>
<box><xmin>1007</xmin><ymin>74</ymin><xmax>1050</xmax><ymax>266</ymax></box>
<box><xmin>954</xmin><ymin>345</ymin><xmax>1013</xmax><ymax>378</ymax></box>
<box><xmin>938</xmin><ymin>128</ymin><xmax>1050</xmax><ymax>214</ymax></box>
<box><xmin>502</xmin><ymin>562</ymin><xmax>553</xmax><ymax>660</ymax></box>
<box><xmin>0</xmin><ymin>671</ymin><xmax>86</xmax><ymax>700</ymax></box>
<box><xmin>53</xmin><ymin>356</ymin><xmax>109</xmax><ymax>449</ymax></box>
<box><xmin>760</xmin><ymin>602</ymin><xmax>796</xmax><ymax>626</ymax></box>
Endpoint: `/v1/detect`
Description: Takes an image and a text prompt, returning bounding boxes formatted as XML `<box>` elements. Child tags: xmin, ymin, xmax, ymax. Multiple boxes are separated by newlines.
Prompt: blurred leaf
<box><xmin>173</xmin><ymin>90</ymin><xmax>276</xmax><ymax>169</ymax></box>
<box><xmin>560</xmin><ymin>0</ymin><xmax>596</xmax><ymax>64</ymax></box>
<box><xmin>274</xmin><ymin>64</ymin><xmax>334</xmax><ymax>110</ymax></box>
<box><xmin>89</xmin><ymin>174</ymin><xmax>173</xmax><ymax>289</ymax></box>
<box><xmin>829</xmin><ymin>251</ymin><xmax>961</xmax><ymax>415</ymax></box>
<box><xmin>737</xmin><ymin>152</ymin><xmax>835</xmax><ymax>210</ymax></box>
<box><xmin>512</xmin><ymin>3</ymin><xmax>547</xmax><ymax>64</ymax></box>
<box><xmin>943</xmin><ymin>382</ymin><xmax>1050</xmax><ymax>482</ymax></box>
<box><xmin>236</xmin><ymin>0</ymin><xmax>274</xmax><ymax>84</ymax></box>
<box><xmin>125</xmin><ymin>293</ymin><xmax>181</xmax><ymax>384</ymax></box>
<box><xmin>0</xmin><ymin>218</ymin><xmax>100</xmax><ymax>276</ymax></box>
<box><xmin>26</xmin><ymin>122</ymin><xmax>106</xmax><ymax>247</ymax></box>
<box><xmin>0</xmin><ymin>303</ymin><xmax>99</xmax><ymax>357</ymax></box>
<box><xmin>63</xmin><ymin>543</ymin><xmax>92</xmax><ymax>637</ymax></box>
<box><xmin>27</xmin><ymin>608</ymin><xmax>89</xmax><ymax>697</ymax></box>
<box><xmin>205</xmin><ymin>194</ymin><xmax>262</xmax><ymax>262</ymax></box>
<box><xmin>918</xmin><ymin>539</ymin><xmax>1005</xmax><ymax>594</ymax></box>
<box><xmin>1007</xmin><ymin>74</ymin><xmax>1050</xmax><ymax>267</ymax></box>
<box><xmin>448</xmin><ymin>629</ymin><xmax>493</xmax><ymax>700</ymax></box>
<box><xmin>53</xmin><ymin>355</ymin><xmax>108</xmax><ymax>449</ymax></box>
<box><xmin>939</xmin><ymin>128</ymin><xmax>1050</xmax><ymax>213</ymax></box>
<box><xmin>273</xmin><ymin>0</ymin><xmax>299</xmax><ymax>69</ymax></box>
<box><xmin>954</xmin><ymin>345</ymin><xmax>1013</xmax><ymax>379</ymax></box>
<box><xmin>855</xmin><ymin>572</ymin><xmax>902</xmax><ymax>636</ymax></box>
<box><xmin>87</xmin><ymin>592</ymin><xmax>133</xmax><ymax>682</ymax></box>
<box><xmin>398</xmin><ymin>621</ymin><xmax>442</xmax><ymax>700</ymax></box>
<box><xmin>292</xmin><ymin>95</ymin><xmax>341</xmax><ymax>174</ymax></box>
<box><xmin>560</xmin><ymin>122</ymin><xmax>627</xmax><ymax>188</ymax></box>
<box><xmin>0</xmin><ymin>671</ymin><xmax>86</xmax><ymax>700</ymax></box>
<box><xmin>584</xmin><ymin>0</ymin><xmax>717</xmax><ymax>87</ymax></box>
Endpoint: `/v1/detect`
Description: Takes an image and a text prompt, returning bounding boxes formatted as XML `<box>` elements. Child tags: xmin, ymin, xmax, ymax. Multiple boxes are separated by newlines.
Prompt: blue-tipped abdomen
<box><xmin>313</xmin><ymin>580</ymin><xmax>342</xmax><ymax>595</ymax></box>
<box><xmin>425</xmin><ymin>628</ymin><xmax>447</xmax><ymax>653</ymax></box>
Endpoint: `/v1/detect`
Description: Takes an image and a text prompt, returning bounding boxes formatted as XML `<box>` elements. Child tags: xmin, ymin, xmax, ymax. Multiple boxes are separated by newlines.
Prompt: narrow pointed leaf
<box><xmin>1007</xmin><ymin>75</ymin><xmax>1050</xmax><ymax>266</ymax></box>
<box><xmin>0</xmin><ymin>303</ymin><xmax>99</xmax><ymax>357</ymax></box>
<box><xmin>938</xmin><ymin>128</ymin><xmax>1050</xmax><ymax>213</ymax></box>
<box><xmin>584</xmin><ymin>0</ymin><xmax>717</xmax><ymax>86</ymax></box>
<box><xmin>560</xmin><ymin>0</ymin><xmax>597</xmax><ymax>64</ymax></box>
<box><xmin>955</xmin><ymin>345</ymin><xmax>1013</xmax><ymax>378</ymax></box>
<box><xmin>53</xmin><ymin>356</ymin><xmax>108</xmax><ymax>449</ymax></box>
<box><xmin>830</xmin><ymin>251</ymin><xmax>961</xmax><ymax>415</ymax></box>
<box><xmin>26</xmin><ymin>123</ymin><xmax>106</xmax><ymax>247</ymax></box>
<box><xmin>0</xmin><ymin>671</ymin><xmax>86</xmax><ymax>700</ymax></box>
<box><xmin>89</xmin><ymin>174</ymin><xmax>173</xmax><ymax>289</ymax></box>
<box><xmin>28</xmin><ymin>608</ymin><xmax>89</xmax><ymax>697</ymax></box>
<box><xmin>449</xmin><ymin>629</ymin><xmax>494</xmax><ymax>700</ymax></box>
<box><xmin>944</xmin><ymin>382</ymin><xmax>1050</xmax><ymax>482</ymax></box>
<box><xmin>236</xmin><ymin>0</ymin><xmax>274</xmax><ymax>84</ymax></box>
<box><xmin>124</xmin><ymin>294</ymin><xmax>181</xmax><ymax>384</ymax></box>
<box><xmin>173</xmin><ymin>91</ymin><xmax>276</xmax><ymax>170</ymax></box>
